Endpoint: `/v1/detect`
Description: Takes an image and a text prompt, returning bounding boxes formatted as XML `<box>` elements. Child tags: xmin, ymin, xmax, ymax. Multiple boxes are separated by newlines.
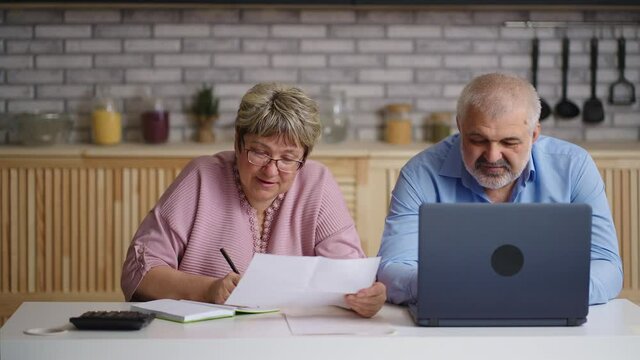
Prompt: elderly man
<box><xmin>377</xmin><ymin>72</ymin><xmax>622</xmax><ymax>306</ymax></box>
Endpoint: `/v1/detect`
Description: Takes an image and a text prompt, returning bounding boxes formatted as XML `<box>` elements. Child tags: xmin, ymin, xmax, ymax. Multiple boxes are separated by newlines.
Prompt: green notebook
<box><xmin>131</xmin><ymin>299</ymin><xmax>278</xmax><ymax>323</ymax></box>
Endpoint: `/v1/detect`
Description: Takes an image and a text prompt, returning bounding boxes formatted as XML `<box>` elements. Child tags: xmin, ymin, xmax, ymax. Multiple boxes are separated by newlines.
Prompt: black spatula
<box><xmin>608</xmin><ymin>36</ymin><xmax>636</xmax><ymax>105</ymax></box>
<box><xmin>583</xmin><ymin>37</ymin><xmax>605</xmax><ymax>123</ymax></box>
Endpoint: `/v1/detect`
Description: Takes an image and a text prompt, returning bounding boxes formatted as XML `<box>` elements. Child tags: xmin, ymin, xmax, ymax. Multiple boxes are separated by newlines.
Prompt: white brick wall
<box><xmin>36</xmin><ymin>55</ymin><xmax>92</xmax><ymax>69</ymax></box>
<box><xmin>154</xmin><ymin>25</ymin><xmax>210</xmax><ymax>38</ymax></box>
<box><xmin>95</xmin><ymin>54</ymin><xmax>152</xmax><ymax>68</ymax></box>
<box><xmin>37</xmin><ymin>85</ymin><xmax>92</xmax><ymax>99</ymax></box>
<box><xmin>35</xmin><ymin>25</ymin><xmax>91</xmax><ymax>38</ymax></box>
<box><xmin>65</xmin><ymin>10</ymin><xmax>121</xmax><ymax>23</ymax></box>
<box><xmin>0</xmin><ymin>8</ymin><xmax>638</xmax><ymax>144</ymax></box>
<box><xmin>95</xmin><ymin>25</ymin><xmax>151</xmax><ymax>38</ymax></box>
<box><xmin>0</xmin><ymin>85</ymin><xmax>34</xmax><ymax>99</ymax></box>
<box><xmin>0</xmin><ymin>55</ymin><xmax>33</xmax><ymax>69</ymax></box>
<box><xmin>124</xmin><ymin>40</ymin><xmax>181</xmax><ymax>53</ymax></box>
<box><xmin>155</xmin><ymin>54</ymin><xmax>211</xmax><ymax>67</ymax></box>
<box><xmin>7</xmin><ymin>40</ymin><xmax>63</xmax><ymax>54</ymax></box>
<box><xmin>66</xmin><ymin>40</ymin><xmax>121</xmax><ymax>53</ymax></box>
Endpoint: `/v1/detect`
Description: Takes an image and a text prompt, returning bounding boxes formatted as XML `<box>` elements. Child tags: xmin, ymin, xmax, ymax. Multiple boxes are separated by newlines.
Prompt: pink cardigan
<box><xmin>121</xmin><ymin>151</ymin><xmax>364</xmax><ymax>300</ymax></box>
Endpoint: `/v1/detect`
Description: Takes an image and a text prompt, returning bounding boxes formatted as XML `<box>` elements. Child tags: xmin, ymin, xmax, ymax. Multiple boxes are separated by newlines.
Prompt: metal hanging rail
<box><xmin>504</xmin><ymin>21</ymin><xmax>639</xmax><ymax>28</ymax></box>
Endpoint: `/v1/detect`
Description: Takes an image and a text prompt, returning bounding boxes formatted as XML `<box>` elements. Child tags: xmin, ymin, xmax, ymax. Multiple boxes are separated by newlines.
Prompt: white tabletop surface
<box><xmin>2</xmin><ymin>299</ymin><xmax>640</xmax><ymax>360</ymax></box>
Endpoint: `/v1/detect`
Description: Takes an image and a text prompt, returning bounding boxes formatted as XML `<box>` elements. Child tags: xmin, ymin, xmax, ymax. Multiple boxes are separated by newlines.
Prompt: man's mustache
<box><xmin>475</xmin><ymin>157</ymin><xmax>511</xmax><ymax>170</ymax></box>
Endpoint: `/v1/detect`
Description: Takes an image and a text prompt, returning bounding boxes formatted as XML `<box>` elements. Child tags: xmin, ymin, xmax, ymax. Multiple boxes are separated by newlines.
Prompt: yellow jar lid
<box><xmin>385</xmin><ymin>103</ymin><xmax>412</xmax><ymax>113</ymax></box>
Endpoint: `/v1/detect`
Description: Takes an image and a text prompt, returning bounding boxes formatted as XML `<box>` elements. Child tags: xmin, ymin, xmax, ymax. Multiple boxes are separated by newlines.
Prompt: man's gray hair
<box><xmin>235</xmin><ymin>82</ymin><xmax>321</xmax><ymax>160</ymax></box>
<box><xmin>456</xmin><ymin>73</ymin><xmax>541</xmax><ymax>133</ymax></box>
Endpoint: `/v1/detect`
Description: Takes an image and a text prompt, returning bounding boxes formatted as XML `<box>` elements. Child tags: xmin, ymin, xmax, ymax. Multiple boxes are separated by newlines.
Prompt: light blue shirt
<box><xmin>377</xmin><ymin>134</ymin><xmax>623</xmax><ymax>306</ymax></box>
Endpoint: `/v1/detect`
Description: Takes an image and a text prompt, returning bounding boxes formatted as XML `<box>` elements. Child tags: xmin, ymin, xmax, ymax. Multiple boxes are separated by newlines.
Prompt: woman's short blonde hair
<box><xmin>235</xmin><ymin>82</ymin><xmax>321</xmax><ymax>160</ymax></box>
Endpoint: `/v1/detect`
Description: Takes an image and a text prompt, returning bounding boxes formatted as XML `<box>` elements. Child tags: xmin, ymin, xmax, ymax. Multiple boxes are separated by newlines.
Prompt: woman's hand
<box><xmin>208</xmin><ymin>272</ymin><xmax>241</xmax><ymax>304</ymax></box>
<box><xmin>345</xmin><ymin>281</ymin><xmax>387</xmax><ymax>318</ymax></box>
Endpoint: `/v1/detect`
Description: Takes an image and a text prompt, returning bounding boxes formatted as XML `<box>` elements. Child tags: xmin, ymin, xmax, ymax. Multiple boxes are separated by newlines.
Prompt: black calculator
<box><xmin>70</xmin><ymin>311</ymin><xmax>155</xmax><ymax>330</ymax></box>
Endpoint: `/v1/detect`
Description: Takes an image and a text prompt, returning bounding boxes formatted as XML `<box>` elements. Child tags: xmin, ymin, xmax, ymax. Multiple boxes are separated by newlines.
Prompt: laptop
<box><xmin>409</xmin><ymin>203</ymin><xmax>591</xmax><ymax>327</ymax></box>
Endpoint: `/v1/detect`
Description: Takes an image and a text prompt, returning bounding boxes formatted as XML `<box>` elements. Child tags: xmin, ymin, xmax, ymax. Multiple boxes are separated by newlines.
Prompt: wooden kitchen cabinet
<box><xmin>1</xmin><ymin>142</ymin><xmax>639</xmax><ymax>324</ymax></box>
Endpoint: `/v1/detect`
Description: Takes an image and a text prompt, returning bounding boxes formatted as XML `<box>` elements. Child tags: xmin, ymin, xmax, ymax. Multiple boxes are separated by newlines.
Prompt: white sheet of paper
<box><xmin>284</xmin><ymin>307</ymin><xmax>395</xmax><ymax>336</ymax></box>
<box><xmin>225</xmin><ymin>254</ymin><xmax>380</xmax><ymax>309</ymax></box>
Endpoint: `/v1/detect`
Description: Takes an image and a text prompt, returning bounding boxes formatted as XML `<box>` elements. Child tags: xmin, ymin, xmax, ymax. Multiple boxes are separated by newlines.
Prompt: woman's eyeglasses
<box><xmin>246</xmin><ymin>149</ymin><xmax>303</xmax><ymax>173</ymax></box>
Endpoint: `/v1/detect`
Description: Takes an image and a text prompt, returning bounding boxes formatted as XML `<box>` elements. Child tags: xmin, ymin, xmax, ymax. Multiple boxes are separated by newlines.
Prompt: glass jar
<box><xmin>429</xmin><ymin>111</ymin><xmax>453</xmax><ymax>143</ymax></box>
<box><xmin>384</xmin><ymin>103</ymin><xmax>412</xmax><ymax>144</ymax></box>
<box><xmin>318</xmin><ymin>90</ymin><xmax>349</xmax><ymax>143</ymax></box>
<box><xmin>92</xmin><ymin>95</ymin><xmax>121</xmax><ymax>145</ymax></box>
<box><xmin>141</xmin><ymin>90</ymin><xmax>169</xmax><ymax>144</ymax></box>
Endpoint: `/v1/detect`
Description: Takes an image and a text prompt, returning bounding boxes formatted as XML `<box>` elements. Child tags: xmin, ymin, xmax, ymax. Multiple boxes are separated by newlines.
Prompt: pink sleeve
<box><xmin>120</xmin><ymin>208</ymin><xmax>186</xmax><ymax>301</ymax></box>
<box><xmin>120</xmin><ymin>159</ymin><xmax>203</xmax><ymax>301</ymax></box>
<box><xmin>313</xmin><ymin>171</ymin><xmax>365</xmax><ymax>259</ymax></box>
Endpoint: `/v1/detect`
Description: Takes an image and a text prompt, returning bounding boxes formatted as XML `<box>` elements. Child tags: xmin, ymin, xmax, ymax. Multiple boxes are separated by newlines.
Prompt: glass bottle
<box><xmin>384</xmin><ymin>103</ymin><xmax>412</xmax><ymax>144</ymax></box>
<box><xmin>141</xmin><ymin>88</ymin><xmax>169</xmax><ymax>144</ymax></box>
<box><xmin>318</xmin><ymin>90</ymin><xmax>349</xmax><ymax>143</ymax></box>
<box><xmin>92</xmin><ymin>92</ymin><xmax>122</xmax><ymax>145</ymax></box>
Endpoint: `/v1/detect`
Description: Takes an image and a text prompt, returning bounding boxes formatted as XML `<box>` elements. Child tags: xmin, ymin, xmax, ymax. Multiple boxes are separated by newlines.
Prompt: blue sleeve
<box><xmin>571</xmin><ymin>153</ymin><xmax>623</xmax><ymax>305</ymax></box>
<box><xmin>377</xmin><ymin>165</ymin><xmax>427</xmax><ymax>305</ymax></box>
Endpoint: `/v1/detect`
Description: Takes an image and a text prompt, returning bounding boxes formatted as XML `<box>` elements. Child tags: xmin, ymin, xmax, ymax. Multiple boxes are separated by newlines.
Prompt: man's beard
<box><xmin>464</xmin><ymin>155</ymin><xmax>527</xmax><ymax>190</ymax></box>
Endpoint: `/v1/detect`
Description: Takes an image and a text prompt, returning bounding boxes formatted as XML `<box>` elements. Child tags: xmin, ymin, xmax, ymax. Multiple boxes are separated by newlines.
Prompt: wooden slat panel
<box><xmin>96</xmin><ymin>168</ymin><xmax>105</xmax><ymax>292</ymax></box>
<box><xmin>87</xmin><ymin>169</ymin><xmax>96</xmax><ymax>292</ymax></box>
<box><xmin>622</xmin><ymin>170</ymin><xmax>631</xmax><ymax>291</ymax></box>
<box><xmin>27</xmin><ymin>169</ymin><xmax>36</xmax><ymax>293</ymax></box>
<box><xmin>44</xmin><ymin>169</ymin><xmax>53</xmax><ymax>293</ymax></box>
<box><xmin>157</xmin><ymin>168</ymin><xmax>166</xmax><ymax>201</ymax></box>
<box><xmin>53</xmin><ymin>169</ymin><xmax>61</xmax><ymax>292</ymax></box>
<box><xmin>131</xmin><ymin>169</ymin><xmax>139</xmax><ymax>232</ymax></box>
<box><xmin>18</xmin><ymin>169</ymin><xmax>27</xmax><ymax>292</ymax></box>
<box><xmin>35</xmin><ymin>170</ymin><xmax>45</xmax><ymax>292</ymax></box>
<box><xmin>1</xmin><ymin>170</ymin><xmax>8</xmax><ymax>293</ymax></box>
<box><xmin>122</xmin><ymin>169</ymin><xmax>131</xmax><ymax>265</ymax></box>
<box><xmin>113</xmin><ymin>168</ymin><xmax>122</xmax><ymax>293</ymax></box>
<box><xmin>612</xmin><ymin>170</ymin><xmax>628</xmax><ymax>289</ymax></box>
<box><xmin>70</xmin><ymin>169</ymin><xmax>79</xmax><ymax>292</ymax></box>
<box><xmin>9</xmin><ymin>169</ymin><xmax>18</xmax><ymax>292</ymax></box>
<box><xmin>631</xmin><ymin>169</ymin><xmax>639</xmax><ymax>290</ymax></box>
<box><xmin>139</xmin><ymin>168</ymin><xmax>147</xmax><ymax>223</ymax></box>
<box><xmin>62</xmin><ymin>169</ymin><xmax>70</xmax><ymax>293</ymax></box>
<box><xmin>148</xmin><ymin>168</ymin><xmax>157</xmax><ymax>212</ymax></box>
<box><xmin>105</xmin><ymin>168</ymin><xmax>114</xmax><ymax>292</ymax></box>
<box><xmin>78</xmin><ymin>169</ymin><xmax>87</xmax><ymax>292</ymax></box>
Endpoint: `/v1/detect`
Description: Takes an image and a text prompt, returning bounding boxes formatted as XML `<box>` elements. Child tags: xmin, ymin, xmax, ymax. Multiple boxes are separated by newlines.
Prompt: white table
<box><xmin>2</xmin><ymin>299</ymin><xmax>640</xmax><ymax>360</ymax></box>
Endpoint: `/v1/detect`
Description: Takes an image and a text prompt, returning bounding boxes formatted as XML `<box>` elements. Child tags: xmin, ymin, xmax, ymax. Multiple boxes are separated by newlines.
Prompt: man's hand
<box><xmin>207</xmin><ymin>272</ymin><xmax>241</xmax><ymax>304</ymax></box>
<box><xmin>345</xmin><ymin>281</ymin><xmax>387</xmax><ymax>318</ymax></box>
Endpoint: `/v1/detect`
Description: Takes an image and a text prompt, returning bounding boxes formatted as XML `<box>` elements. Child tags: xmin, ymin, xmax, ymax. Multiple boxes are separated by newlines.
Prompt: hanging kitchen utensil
<box><xmin>554</xmin><ymin>37</ymin><xmax>580</xmax><ymax>119</ymax></box>
<box><xmin>608</xmin><ymin>35</ymin><xmax>636</xmax><ymax>105</ymax></box>
<box><xmin>531</xmin><ymin>37</ymin><xmax>551</xmax><ymax>121</ymax></box>
<box><xmin>583</xmin><ymin>36</ymin><xmax>605</xmax><ymax>123</ymax></box>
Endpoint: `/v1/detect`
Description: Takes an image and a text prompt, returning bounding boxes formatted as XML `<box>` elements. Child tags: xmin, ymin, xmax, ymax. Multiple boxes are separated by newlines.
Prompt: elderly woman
<box><xmin>121</xmin><ymin>83</ymin><xmax>386</xmax><ymax>318</ymax></box>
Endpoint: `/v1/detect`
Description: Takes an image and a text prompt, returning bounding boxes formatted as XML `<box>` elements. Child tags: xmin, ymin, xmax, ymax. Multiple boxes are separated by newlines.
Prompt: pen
<box><xmin>219</xmin><ymin>248</ymin><xmax>240</xmax><ymax>274</ymax></box>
